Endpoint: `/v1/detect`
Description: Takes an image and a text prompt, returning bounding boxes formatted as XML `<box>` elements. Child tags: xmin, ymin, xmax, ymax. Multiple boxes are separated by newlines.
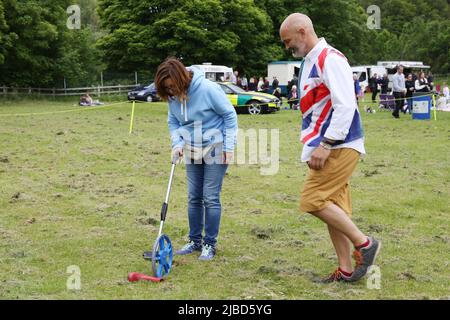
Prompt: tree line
<box><xmin>0</xmin><ymin>0</ymin><xmax>449</xmax><ymax>88</ymax></box>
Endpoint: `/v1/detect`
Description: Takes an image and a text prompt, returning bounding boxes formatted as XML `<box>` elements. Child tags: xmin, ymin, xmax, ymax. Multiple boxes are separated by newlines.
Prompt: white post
<box><xmin>135</xmin><ymin>72</ymin><xmax>138</xmax><ymax>85</ymax></box>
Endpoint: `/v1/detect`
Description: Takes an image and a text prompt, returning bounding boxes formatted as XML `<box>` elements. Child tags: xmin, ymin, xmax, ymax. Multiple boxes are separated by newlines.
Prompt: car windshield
<box><xmin>224</xmin><ymin>83</ymin><xmax>246</xmax><ymax>93</ymax></box>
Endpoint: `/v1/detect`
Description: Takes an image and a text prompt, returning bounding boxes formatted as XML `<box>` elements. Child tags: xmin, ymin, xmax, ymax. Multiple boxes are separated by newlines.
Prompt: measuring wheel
<box><xmin>151</xmin><ymin>234</ymin><xmax>173</xmax><ymax>278</ymax></box>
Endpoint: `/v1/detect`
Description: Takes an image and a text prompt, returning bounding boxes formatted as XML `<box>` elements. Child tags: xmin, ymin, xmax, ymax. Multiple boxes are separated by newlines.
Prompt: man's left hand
<box><xmin>308</xmin><ymin>146</ymin><xmax>331</xmax><ymax>170</ymax></box>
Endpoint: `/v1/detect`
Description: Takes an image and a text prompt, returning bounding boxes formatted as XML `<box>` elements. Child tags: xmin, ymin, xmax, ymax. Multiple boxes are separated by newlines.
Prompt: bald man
<box><xmin>280</xmin><ymin>13</ymin><xmax>381</xmax><ymax>283</ymax></box>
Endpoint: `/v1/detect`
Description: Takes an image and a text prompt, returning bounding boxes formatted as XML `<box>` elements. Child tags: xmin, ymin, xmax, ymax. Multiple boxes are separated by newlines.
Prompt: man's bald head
<box><xmin>280</xmin><ymin>13</ymin><xmax>315</xmax><ymax>35</ymax></box>
<box><xmin>279</xmin><ymin>13</ymin><xmax>319</xmax><ymax>58</ymax></box>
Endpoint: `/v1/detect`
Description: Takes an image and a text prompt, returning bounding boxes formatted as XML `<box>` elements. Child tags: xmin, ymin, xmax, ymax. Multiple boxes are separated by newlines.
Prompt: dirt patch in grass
<box><xmin>136</xmin><ymin>217</ymin><xmax>158</xmax><ymax>226</ymax></box>
<box><xmin>257</xmin><ymin>265</ymin><xmax>279</xmax><ymax>275</ymax></box>
<box><xmin>9</xmin><ymin>192</ymin><xmax>33</xmax><ymax>203</ymax></box>
<box><xmin>251</xmin><ymin>227</ymin><xmax>276</xmax><ymax>240</ymax></box>
<box><xmin>363</xmin><ymin>169</ymin><xmax>380</xmax><ymax>177</ymax></box>
<box><xmin>398</xmin><ymin>272</ymin><xmax>417</xmax><ymax>281</ymax></box>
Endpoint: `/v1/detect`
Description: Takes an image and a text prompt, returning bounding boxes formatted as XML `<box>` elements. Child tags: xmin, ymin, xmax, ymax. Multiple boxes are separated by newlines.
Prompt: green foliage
<box><xmin>0</xmin><ymin>0</ymin><xmax>449</xmax><ymax>87</ymax></box>
<box><xmin>0</xmin><ymin>1</ymin><xmax>11</xmax><ymax>65</ymax></box>
<box><xmin>97</xmin><ymin>0</ymin><xmax>283</xmax><ymax>77</ymax></box>
<box><xmin>57</xmin><ymin>27</ymin><xmax>103</xmax><ymax>87</ymax></box>
<box><xmin>0</xmin><ymin>0</ymin><xmax>101</xmax><ymax>87</ymax></box>
<box><xmin>357</xmin><ymin>0</ymin><xmax>450</xmax><ymax>72</ymax></box>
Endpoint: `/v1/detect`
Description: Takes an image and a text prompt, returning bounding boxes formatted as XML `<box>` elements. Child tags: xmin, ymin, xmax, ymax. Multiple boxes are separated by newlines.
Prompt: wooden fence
<box><xmin>0</xmin><ymin>84</ymin><xmax>139</xmax><ymax>97</ymax></box>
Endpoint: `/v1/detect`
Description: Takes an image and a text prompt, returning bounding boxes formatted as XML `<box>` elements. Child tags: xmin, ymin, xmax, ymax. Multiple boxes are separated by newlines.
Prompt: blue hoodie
<box><xmin>167</xmin><ymin>66</ymin><xmax>238</xmax><ymax>152</ymax></box>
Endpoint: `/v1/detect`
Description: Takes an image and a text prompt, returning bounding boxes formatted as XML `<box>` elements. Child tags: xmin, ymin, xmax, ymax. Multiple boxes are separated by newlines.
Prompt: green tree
<box><xmin>56</xmin><ymin>26</ymin><xmax>103</xmax><ymax>87</ymax></box>
<box><xmin>257</xmin><ymin>0</ymin><xmax>373</xmax><ymax>65</ymax></box>
<box><xmin>0</xmin><ymin>0</ymin><xmax>102</xmax><ymax>87</ymax></box>
<box><xmin>0</xmin><ymin>0</ymin><xmax>62</xmax><ymax>86</ymax></box>
<box><xmin>0</xmin><ymin>1</ymin><xmax>10</xmax><ymax>65</ymax></box>
<box><xmin>399</xmin><ymin>19</ymin><xmax>450</xmax><ymax>73</ymax></box>
<box><xmin>358</xmin><ymin>0</ymin><xmax>450</xmax><ymax>72</ymax></box>
<box><xmin>97</xmin><ymin>0</ymin><xmax>282</xmax><ymax>77</ymax></box>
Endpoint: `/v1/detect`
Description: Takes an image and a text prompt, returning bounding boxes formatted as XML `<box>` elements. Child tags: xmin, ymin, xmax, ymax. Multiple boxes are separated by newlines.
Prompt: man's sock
<box><xmin>355</xmin><ymin>237</ymin><xmax>371</xmax><ymax>250</ymax></box>
<box><xmin>338</xmin><ymin>268</ymin><xmax>353</xmax><ymax>277</ymax></box>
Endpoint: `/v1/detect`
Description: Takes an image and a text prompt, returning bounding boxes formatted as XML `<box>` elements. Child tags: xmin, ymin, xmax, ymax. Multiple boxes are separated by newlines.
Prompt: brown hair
<box><xmin>154</xmin><ymin>57</ymin><xmax>192</xmax><ymax>101</ymax></box>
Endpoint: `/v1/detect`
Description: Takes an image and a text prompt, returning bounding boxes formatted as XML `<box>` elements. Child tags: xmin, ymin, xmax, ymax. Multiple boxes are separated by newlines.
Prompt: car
<box><xmin>217</xmin><ymin>82</ymin><xmax>281</xmax><ymax>115</ymax></box>
<box><xmin>127</xmin><ymin>82</ymin><xmax>161</xmax><ymax>102</ymax></box>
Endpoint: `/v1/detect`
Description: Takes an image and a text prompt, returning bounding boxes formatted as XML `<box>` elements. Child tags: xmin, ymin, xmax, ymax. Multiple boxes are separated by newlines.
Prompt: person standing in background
<box><xmin>257</xmin><ymin>77</ymin><xmax>264</xmax><ymax>92</ymax></box>
<box><xmin>427</xmin><ymin>71</ymin><xmax>434</xmax><ymax>91</ymax></box>
<box><xmin>442</xmin><ymin>82</ymin><xmax>449</xmax><ymax>99</ymax></box>
<box><xmin>392</xmin><ymin>65</ymin><xmax>406</xmax><ymax>118</ymax></box>
<box><xmin>263</xmin><ymin>77</ymin><xmax>270</xmax><ymax>93</ymax></box>
<box><xmin>369</xmin><ymin>73</ymin><xmax>379</xmax><ymax>104</ymax></box>
<box><xmin>415</xmin><ymin>72</ymin><xmax>431</xmax><ymax>93</ymax></box>
<box><xmin>248</xmin><ymin>77</ymin><xmax>257</xmax><ymax>91</ymax></box>
<box><xmin>405</xmin><ymin>74</ymin><xmax>415</xmax><ymax>114</ymax></box>
<box><xmin>380</xmin><ymin>74</ymin><xmax>389</xmax><ymax>94</ymax></box>
<box><xmin>272</xmin><ymin>76</ymin><xmax>279</xmax><ymax>91</ymax></box>
<box><xmin>241</xmin><ymin>75</ymin><xmax>248</xmax><ymax>91</ymax></box>
<box><xmin>230</xmin><ymin>70</ymin><xmax>238</xmax><ymax>85</ymax></box>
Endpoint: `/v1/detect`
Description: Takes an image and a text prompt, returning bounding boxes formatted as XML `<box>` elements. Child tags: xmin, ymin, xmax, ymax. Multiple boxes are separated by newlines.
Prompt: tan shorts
<box><xmin>300</xmin><ymin>148</ymin><xmax>360</xmax><ymax>216</ymax></box>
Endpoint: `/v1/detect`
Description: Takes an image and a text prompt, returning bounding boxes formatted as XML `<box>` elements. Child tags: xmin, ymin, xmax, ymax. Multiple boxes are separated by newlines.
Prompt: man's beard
<box><xmin>292</xmin><ymin>50</ymin><xmax>302</xmax><ymax>58</ymax></box>
<box><xmin>290</xmin><ymin>45</ymin><xmax>306</xmax><ymax>58</ymax></box>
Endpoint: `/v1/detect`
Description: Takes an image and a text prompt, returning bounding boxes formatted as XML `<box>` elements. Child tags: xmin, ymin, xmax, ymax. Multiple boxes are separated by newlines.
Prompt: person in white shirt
<box><xmin>443</xmin><ymin>82</ymin><xmax>449</xmax><ymax>99</ymax></box>
<box><xmin>230</xmin><ymin>70</ymin><xmax>238</xmax><ymax>85</ymax></box>
<box><xmin>280</xmin><ymin>13</ymin><xmax>381</xmax><ymax>283</ymax></box>
<box><xmin>257</xmin><ymin>77</ymin><xmax>264</xmax><ymax>92</ymax></box>
<box><xmin>241</xmin><ymin>75</ymin><xmax>248</xmax><ymax>90</ymax></box>
<box><xmin>415</xmin><ymin>72</ymin><xmax>431</xmax><ymax>93</ymax></box>
<box><xmin>437</xmin><ymin>82</ymin><xmax>450</xmax><ymax>110</ymax></box>
<box><xmin>392</xmin><ymin>66</ymin><xmax>407</xmax><ymax>118</ymax></box>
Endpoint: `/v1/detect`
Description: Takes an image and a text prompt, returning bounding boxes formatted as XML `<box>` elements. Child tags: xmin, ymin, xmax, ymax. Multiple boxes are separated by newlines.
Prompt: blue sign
<box><xmin>412</xmin><ymin>94</ymin><xmax>431</xmax><ymax>120</ymax></box>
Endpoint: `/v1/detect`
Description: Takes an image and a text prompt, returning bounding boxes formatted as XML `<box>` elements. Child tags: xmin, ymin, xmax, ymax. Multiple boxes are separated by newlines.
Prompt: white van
<box><xmin>190</xmin><ymin>63</ymin><xmax>234</xmax><ymax>82</ymax></box>
<box><xmin>352</xmin><ymin>61</ymin><xmax>431</xmax><ymax>93</ymax></box>
<box><xmin>378</xmin><ymin>61</ymin><xmax>431</xmax><ymax>91</ymax></box>
<box><xmin>267</xmin><ymin>61</ymin><xmax>302</xmax><ymax>95</ymax></box>
<box><xmin>351</xmin><ymin>65</ymin><xmax>387</xmax><ymax>93</ymax></box>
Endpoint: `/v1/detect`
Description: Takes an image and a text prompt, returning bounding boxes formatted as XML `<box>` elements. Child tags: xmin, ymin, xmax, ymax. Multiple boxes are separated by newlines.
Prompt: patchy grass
<box><xmin>0</xmin><ymin>98</ymin><xmax>449</xmax><ymax>300</ymax></box>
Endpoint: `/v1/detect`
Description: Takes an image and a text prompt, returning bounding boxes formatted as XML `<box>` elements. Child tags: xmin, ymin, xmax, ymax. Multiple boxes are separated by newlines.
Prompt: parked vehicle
<box><xmin>217</xmin><ymin>82</ymin><xmax>281</xmax><ymax>115</ymax></box>
<box><xmin>267</xmin><ymin>61</ymin><xmax>301</xmax><ymax>96</ymax></box>
<box><xmin>127</xmin><ymin>82</ymin><xmax>160</xmax><ymax>102</ymax></box>
<box><xmin>351</xmin><ymin>65</ymin><xmax>387</xmax><ymax>93</ymax></box>
<box><xmin>352</xmin><ymin>61</ymin><xmax>431</xmax><ymax>93</ymax></box>
<box><xmin>190</xmin><ymin>63</ymin><xmax>234</xmax><ymax>82</ymax></box>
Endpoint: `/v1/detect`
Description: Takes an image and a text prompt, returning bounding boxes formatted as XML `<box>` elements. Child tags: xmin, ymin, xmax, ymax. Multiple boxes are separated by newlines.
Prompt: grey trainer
<box><xmin>318</xmin><ymin>269</ymin><xmax>353</xmax><ymax>283</ymax></box>
<box><xmin>350</xmin><ymin>236</ymin><xmax>381</xmax><ymax>282</ymax></box>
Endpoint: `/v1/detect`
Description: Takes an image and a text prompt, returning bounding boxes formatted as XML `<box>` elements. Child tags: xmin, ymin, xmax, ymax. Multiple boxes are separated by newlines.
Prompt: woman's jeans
<box><xmin>186</xmin><ymin>162</ymin><xmax>228</xmax><ymax>247</ymax></box>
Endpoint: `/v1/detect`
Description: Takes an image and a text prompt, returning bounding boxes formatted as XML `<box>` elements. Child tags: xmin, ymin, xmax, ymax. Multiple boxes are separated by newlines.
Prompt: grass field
<box><xmin>0</xmin><ymin>97</ymin><xmax>449</xmax><ymax>300</ymax></box>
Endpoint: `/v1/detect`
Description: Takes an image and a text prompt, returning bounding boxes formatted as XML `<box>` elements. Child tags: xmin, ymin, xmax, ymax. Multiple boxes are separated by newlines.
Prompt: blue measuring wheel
<box><xmin>151</xmin><ymin>234</ymin><xmax>173</xmax><ymax>278</ymax></box>
<box><xmin>143</xmin><ymin>162</ymin><xmax>177</xmax><ymax>279</ymax></box>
